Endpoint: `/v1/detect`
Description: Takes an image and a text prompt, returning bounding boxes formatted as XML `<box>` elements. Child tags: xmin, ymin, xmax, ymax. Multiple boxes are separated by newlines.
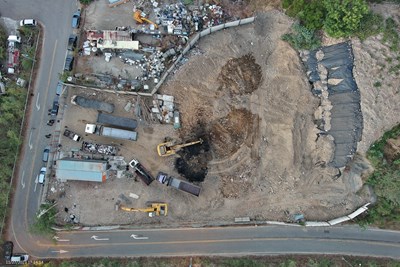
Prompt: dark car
<box><xmin>72</xmin><ymin>9</ymin><xmax>81</xmax><ymax>28</ymax></box>
<box><xmin>50</xmin><ymin>96</ymin><xmax>59</xmax><ymax>116</ymax></box>
<box><xmin>3</xmin><ymin>241</ymin><xmax>13</xmax><ymax>261</ymax></box>
<box><xmin>64</xmin><ymin>54</ymin><xmax>74</xmax><ymax>71</ymax></box>
<box><xmin>67</xmin><ymin>34</ymin><xmax>77</xmax><ymax>51</ymax></box>
<box><xmin>42</xmin><ymin>146</ymin><xmax>50</xmax><ymax>162</ymax></box>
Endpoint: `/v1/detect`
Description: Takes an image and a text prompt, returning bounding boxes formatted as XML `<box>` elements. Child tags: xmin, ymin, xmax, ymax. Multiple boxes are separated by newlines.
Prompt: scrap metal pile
<box><xmin>82</xmin><ymin>141</ymin><xmax>117</xmax><ymax>155</ymax></box>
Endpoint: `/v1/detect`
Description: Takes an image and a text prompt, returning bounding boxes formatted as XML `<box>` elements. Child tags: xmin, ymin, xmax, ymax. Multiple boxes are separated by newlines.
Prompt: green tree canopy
<box><xmin>323</xmin><ymin>0</ymin><xmax>369</xmax><ymax>37</ymax></box>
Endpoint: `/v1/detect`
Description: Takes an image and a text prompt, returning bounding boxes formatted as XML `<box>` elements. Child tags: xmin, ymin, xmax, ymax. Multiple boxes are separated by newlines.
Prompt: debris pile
<box><xmin>82</xmin><ymin>141</ymin><xmax>117</xmax><ymax>155</ymax></box>
<box><xmin>151</xmin><ymin>94</ymin><xmax>175</xmax><ymax>123</ymax></box>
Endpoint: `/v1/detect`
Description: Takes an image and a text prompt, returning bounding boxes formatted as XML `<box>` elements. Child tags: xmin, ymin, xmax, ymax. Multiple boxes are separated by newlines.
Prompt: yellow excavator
<box><xmin>157</xmin><ymin>139</ymin><xmax>203</xmax><ymax>157</ymax></box>
<box><xmin>119</xmin><ymin>203</ymin><xmax>168</xmax><ymax>217</ymax></box>
<box><xmin>133</xmin><ymin>10</ymin><xmax>158</xmax><ymax>29</ymax></box>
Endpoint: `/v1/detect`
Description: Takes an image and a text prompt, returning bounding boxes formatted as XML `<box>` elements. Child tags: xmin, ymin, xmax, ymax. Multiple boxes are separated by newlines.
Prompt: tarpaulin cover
<box><xmin>305</xmin><ymin>42</ymin><xmax>363</xmax><ymax>168</ymax></box>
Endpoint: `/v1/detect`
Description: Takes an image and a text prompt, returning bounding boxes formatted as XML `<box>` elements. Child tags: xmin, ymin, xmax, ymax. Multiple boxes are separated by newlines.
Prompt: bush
<box><xmin>298</xmin><ymin>1</ymin><xmax>326</xmax><ymax>30</ymax></box>
<box><xmin>354</xmin><ymin>12</ymin><xmax>384</xmax><ymax>40</ymax></box>
<box><xmin>363</xmin><ymin>124</ymin><xmax>400</xmax><ymax>228</ymax></box>
<box><xmin>323</xmin><ymin>0</ymin><xmax>369</xmax><ymax>38</ymax></box>
<box><xmin>79</xmin><ymin>0</ymin><xmax>93</xmax><ymax>4</ymax></box>
<box><xmin>30</xmin><ymin>203</ymin><xmax>57</xmax><ymax>236</ymax></box>
<box><xmin>282</xmin><ymin>23</ymin><xmax>321</xmax><ymax>50</ymax></box>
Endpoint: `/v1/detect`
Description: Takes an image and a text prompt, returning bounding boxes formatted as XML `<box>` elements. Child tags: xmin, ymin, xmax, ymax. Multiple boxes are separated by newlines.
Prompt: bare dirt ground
<box><xmin>49</xmin><ymin>1</ymin><xmax>392</xmax><ymax>226</ymax></box>
<box><xmin>352</xmin><ymin>4</ymin><xmax>400</xmax><ymax>154</ymax></box>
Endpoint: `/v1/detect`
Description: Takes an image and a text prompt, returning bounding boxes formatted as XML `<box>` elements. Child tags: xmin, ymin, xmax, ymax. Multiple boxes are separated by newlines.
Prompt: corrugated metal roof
<box><xmin>56</xmin><ymin>159</ymin><xmax>108</xmax><ymax>182</ymax></box>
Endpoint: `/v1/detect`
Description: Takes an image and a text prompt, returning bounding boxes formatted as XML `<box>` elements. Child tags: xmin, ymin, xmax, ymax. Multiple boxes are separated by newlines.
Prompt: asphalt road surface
<box><xmin>1</xmin><ymin>0</ymin><xmax>400</xmax><ymax>262</ymax></box>
<box><xmin>30</xmin><ymin>226</ymin><xmax>400</xmax><ymax>259</ymax></box>
<box><xmin>0</xmin><ymin>0</ymin><xmax>78</xmax><ymax>255</ymax></box>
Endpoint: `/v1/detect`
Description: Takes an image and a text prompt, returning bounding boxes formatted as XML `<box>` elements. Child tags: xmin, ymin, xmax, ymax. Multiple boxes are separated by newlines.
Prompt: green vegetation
<box><xmin>79</xmin><ymin>0</ymin><xmax>94</xmax><ymax>4</ymax></box>
<box><xmin>0</xmin><ymin>26</ymin><xmax>37</xmax><ymax>232</ymax></box>
<box><xmin>282</xmin><ymin>0</ymin><xmax>400</xmax><ymax>48</ymax></box>
<box><xmin>363</xmin><ymin>124</ymin><xmax>400</xmax><ymax>228</ymax></box>
<box><xmin>282</xmin><ymin>24</ymin><xmax>321</xmax><ymax>50</ymax></box>
<box><xmin>30</xmin><ymin>203</ymin><xmax>57</xmax><ymax>236</ymax></box>
<box><xmin>38</xmin><ymin>256</ymin><xmax>400</xmax><ymax>267</ymax></box>
<box><xmin>383</xmin><ymin>18</ymin><xmax>400</xmax><ymax>51</ymax></box>
<box><xmin>323</xmin><ymin>0</ymin><xmax>369</xmax><ymax>38</ymax></box>
<box><xmin>0</xmin><ymin>25</ymin><xmax>7</xmax><ymax>60</ymax></box>
<box><xmin>373</xmin><ymin>81</ymin><xmax>382</xmax><ymax>87</ymax></box>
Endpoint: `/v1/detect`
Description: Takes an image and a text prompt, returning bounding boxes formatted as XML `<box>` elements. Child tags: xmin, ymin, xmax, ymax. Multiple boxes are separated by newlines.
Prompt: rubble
<box><xmin>82</xmin><ymin>141</ymin><xmax>118</xmax><ymax>155</ymax></box>
<box><xmin>151</xmin><ymin>94</ymin><xmax>175</xmax><ymax>124</ymax></box>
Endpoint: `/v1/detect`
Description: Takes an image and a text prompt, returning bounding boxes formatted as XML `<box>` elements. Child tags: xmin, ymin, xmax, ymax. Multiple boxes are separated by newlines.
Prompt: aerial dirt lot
<box><xmin>48</xmin><ymin>2</ymin><xmax>400</xmax><ymax>226</ymax></box>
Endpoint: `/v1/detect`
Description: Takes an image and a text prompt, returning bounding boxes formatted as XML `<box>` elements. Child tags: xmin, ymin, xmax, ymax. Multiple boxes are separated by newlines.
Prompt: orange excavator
<box><xmin>133</xmin><ymin>10</ymin><xmax>158</xmax><ymax>29</ymax></box>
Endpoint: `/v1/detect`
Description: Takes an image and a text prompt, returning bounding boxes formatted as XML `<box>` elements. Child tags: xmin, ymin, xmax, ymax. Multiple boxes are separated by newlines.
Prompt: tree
<box><xmin>323</xmin><ymin>0</ymin><xmax>369</xmax><ymax>38</ymax></box>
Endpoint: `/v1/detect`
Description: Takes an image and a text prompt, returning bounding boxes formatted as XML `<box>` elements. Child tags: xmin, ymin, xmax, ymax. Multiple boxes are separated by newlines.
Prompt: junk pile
<box><xmin>156</xmin><ymin>3</ymin><xmax>225</xmax><ymax>35</ymax></box>
<box><xmin>120</xmin><ymin>50</ymin><xmax>166</xmax><ymax>83</ymax></box>
<box><xmin>151</xmin><ymin>94</ymin><xmax>175</xmax><ymax>123</ymax></box>
<box><xmin>302</xmin><ymin>42</ymin><xmax>363</xmax><ymax>168</ymax></box>
<box><xmin>82</xmin><ymin>141</ymin><xmax>117</xmax><ymax>155</ymax></box>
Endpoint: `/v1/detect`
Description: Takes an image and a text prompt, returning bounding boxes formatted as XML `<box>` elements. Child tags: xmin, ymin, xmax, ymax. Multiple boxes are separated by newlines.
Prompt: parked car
<box><xmin>64</xmin><ymin>53</ymin><xmax>74</xmax><ymax>71</ymax></box>
<box><xmin>42</xmin><ymin>146</ymin><xmax>50</xmax><ymax>162</ymax></box>
<box><xmin>56</xmin><ymin>81</ymin><xmax>63</xmax><ymax>96</ymax></box>
<box><xmin>72</xmin><ymin>9</ymin><xmax>81</xmax><ymax>28</ymax></box>
<box><xmin>3</xmin><ymin>241</ymin><xmax>13</xmax><ymax>261</ymax></box>
<box><xmin>50</xmin><ymin>96</ymin><xmax>59</xmax><ymax>116</ymax></box>
<box><xmin>19</xmin><ymin>19</ymin><xmax>37</xmax><ymax>27</ymax></box>
<box><xmin>10</xmin><ymin>254</ymin><xmax>29</xmax><ymax>264</ymax></box>
<box><xmin>67</xmin><ymin>34</ymin><xmax>77</xmax><ymax>51</ymax></box>
<box><xmin>38</xmin><ymin>167</ymin><xmax>46</xmax><ymax>184</ymax></box>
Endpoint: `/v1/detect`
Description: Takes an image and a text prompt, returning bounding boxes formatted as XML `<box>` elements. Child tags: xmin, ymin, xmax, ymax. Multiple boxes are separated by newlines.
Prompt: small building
<box><xmin>56</xmin><ymin>159</ymin><xmax>109</xmax><ymax>182</ymax></box>
<box><xmin>86</xmin><ymin>30</ymin><xmax>139</xmax><ymax>51</ymax></box>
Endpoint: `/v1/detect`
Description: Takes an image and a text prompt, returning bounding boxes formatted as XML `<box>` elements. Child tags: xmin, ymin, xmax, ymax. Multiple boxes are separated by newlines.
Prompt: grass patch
<box><xmin>373</xmin><ymin>81</ymin><xmax>382</xmax><ymax>87</ymax></box>
<box><xmin>30</xmin><ymin>203</ymin><xmax>57</xmax><ymax>236</ymax></box>
<box><xmin>40</xmin><ymin>256</ymin><xmax>400</xmax><ymax>267</ymax></box>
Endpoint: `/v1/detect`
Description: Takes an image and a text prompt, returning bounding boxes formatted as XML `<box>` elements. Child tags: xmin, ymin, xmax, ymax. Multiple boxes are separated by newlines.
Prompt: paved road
<box><xmin>0</xmin><ymin>0</ymin><xmax>77</xmax><ymax>254</ymax></box>
<box><xmin>30</xmin><ymin>226</ymin><xmax>400</xmax><ymax>259</ymax></box>
<box><xmin>2</xmin><ymin>0</ymin><xmax>400</xmax><ymax>262</ymax></box>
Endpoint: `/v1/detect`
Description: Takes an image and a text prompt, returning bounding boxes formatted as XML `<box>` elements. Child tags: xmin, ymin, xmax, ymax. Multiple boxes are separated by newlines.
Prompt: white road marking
<box><xmin>21</xmin><ymin>171</ymin><xmax>25</xmax><ymax>189</ymax></box>
<box><xmin>34</xmin><ymin>175</ymin><xmax>38</xmax><ymax>192</ymax></box>
<box><xmin>53</xmin><ymin>236</ymin><xmax>70</xmax><ymax>242</ymax></box>
<box><xmin>131</xmin><ymin>234</ymin><xmax>149</xmax><ymax>240</ymax></box>
<box><xmin>51</xmin><ymin>250</ymin><xmax>68</xmax><ymax>254</ymax></box>
<box><xmin>36</xmin><ymin>93</ymin><xmax>41</xmax><ymax>111</ymax></box>
<box><xmin>91</xmin><ymin>235</ymin><xmax>110</xmax><ymax>241</ymax></box>
<box><xmin>28</xmin><ymin>131</ymin><xmax>33</xmax><ymax>150</ymax></box>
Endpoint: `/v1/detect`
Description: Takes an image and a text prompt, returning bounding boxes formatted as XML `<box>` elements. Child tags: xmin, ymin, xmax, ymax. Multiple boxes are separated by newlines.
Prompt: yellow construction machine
<box><xmin>133</xmin><ymin>10</ymin><xmax>158</xmax><ymax>29</ymax></box>
<box><xmin>119</xmin><ymin>203</ymin><xmax>168</xmax><ymax>217</ymax></box>
<box><xmin>157</xmin><ymin>139</ymin><xmax>203</xmax><ymax>157</ymax></box>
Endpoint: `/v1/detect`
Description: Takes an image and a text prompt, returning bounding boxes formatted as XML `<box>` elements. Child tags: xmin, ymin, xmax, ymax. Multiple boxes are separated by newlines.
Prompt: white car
<box><xmin>10</xmin><ymin>254</ymin><xmax>29</xmax><ymax>263</ymax></box>
<box><xmin>20</xmin><ymin>19</ymin><xmax>37</xmax><ymax>27</ymax></box>
<box><xmin>38</xmin><ymin>167</ymin><xmax>46</xmax><ymax>184</ymax></box>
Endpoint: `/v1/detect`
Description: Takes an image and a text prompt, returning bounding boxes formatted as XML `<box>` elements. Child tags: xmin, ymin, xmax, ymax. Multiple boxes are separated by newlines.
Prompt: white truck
<box><xmin>85</xmin><ymin>124</ymin><xmax>137</xmax><ymax>141</ymax></box>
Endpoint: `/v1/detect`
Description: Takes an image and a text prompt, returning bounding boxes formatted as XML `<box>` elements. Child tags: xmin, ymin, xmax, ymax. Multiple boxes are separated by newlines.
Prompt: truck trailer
<box><xmin>157</xmin><ymin>172</ymin><xmax>201</xmax><ymax>197</ymax></box>
<box><xmin>129</xmin><ymin>158</ymin><xmax>154</xmax><ymax>185</ymax></box>
<box><xmin>97</xmin><ymin>113</ymin><xmax>137</xmax><ymax>130</ymax></box>
<box><xmin>85</xmin><ymin>124</ymin><xmax>137</xmax><ymax>141</ymax></box>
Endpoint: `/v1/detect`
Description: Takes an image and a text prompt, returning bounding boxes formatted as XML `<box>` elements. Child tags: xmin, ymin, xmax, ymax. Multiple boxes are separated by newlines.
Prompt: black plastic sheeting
<box><xmin>304</xmin><ymin>42</ymin><xmax>363</xmax><ymax>168</ymax></box>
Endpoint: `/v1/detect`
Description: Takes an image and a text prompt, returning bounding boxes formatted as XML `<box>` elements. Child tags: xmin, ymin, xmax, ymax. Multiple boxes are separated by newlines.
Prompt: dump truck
<box><xmin>157</xmin><ymin>172</ymin><xmax>201</xmax><ymax>197</ymax></box>
<box><xmin>118</xmin><ymin>203</ymin><xmax>167</xmax><ymax>217</ymax></box>
<box><xmin>63</xmin><ymin>129</ymin><xmax>82</xmax><ymax>142</ymax></box>
<box><xmin>72</xmin><ymin>95</ymin><xmax>115</xmax><ymax>113</ymax></box>
<box><xmin>129</xmin><ymin>158</ymin><xmax>154</xmax><ymax>185</ymax></box>
<box><xmin>85</xmin><ymin>124</ymin><xmax>137</xmax><ymax>141</ymax></box>
<box><xmin>97</xmin><ymin>113</ymin><xmax>137</xmax><ymax>130</ymax></box>
<box><xmin>157</xmin><ymin>139</ymin><xmax>203</xmax><ymax>157</ymax></box>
